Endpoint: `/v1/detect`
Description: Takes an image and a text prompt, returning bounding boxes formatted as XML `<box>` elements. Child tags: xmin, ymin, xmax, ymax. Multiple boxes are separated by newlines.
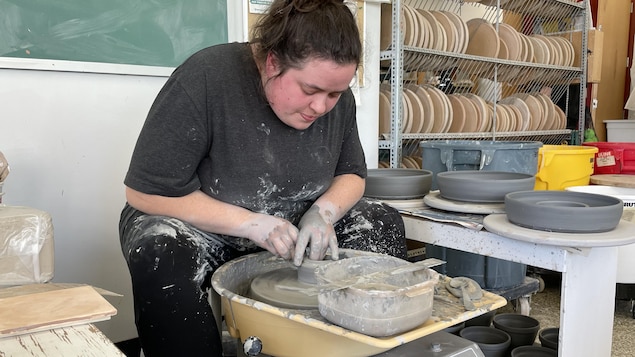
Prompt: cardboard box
<box><xmin>566</xmin><ymin>29</ymin><xmax>604</xmax><ymax>83</ymax></box>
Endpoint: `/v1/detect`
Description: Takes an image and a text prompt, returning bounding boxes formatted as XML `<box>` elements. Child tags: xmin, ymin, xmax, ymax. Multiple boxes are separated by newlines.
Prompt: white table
<box><xmin>0</xmin><ymin>323</ymin><xmax>125</xmax><ymax>356</ymax></box>
<box><xmin>402</xmin><ymin>214</ymin><xmax>635</xmax><ymax>357</ymax></box>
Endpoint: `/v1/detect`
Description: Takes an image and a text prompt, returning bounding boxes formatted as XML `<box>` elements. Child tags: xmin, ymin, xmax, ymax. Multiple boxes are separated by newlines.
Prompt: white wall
<box><xmin>0</xmin><ymin>1</ymin><xmax>381</xmax><ymax>343</ymax></box>
<box><xmin>0</xmin><ymin>68</ymin><xmax>168</xmax><ymax>342</ymax></box>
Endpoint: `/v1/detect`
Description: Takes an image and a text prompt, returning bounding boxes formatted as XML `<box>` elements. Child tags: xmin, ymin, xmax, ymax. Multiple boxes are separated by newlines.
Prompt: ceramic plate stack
<box><xmin>466</xmin><ymin>18</ymin><xmax>500</xmax><ymax>58</ymax></box>
<box><xmin>404</xmin><ymin>87</ymin><xmax>425</xmax><ymax>134</ymax></box>
<box><xmin>407</xmin><ymin>85</ymin><xmax>435</xmax><ymax>134</ymax></box>
<box><xmin>378</xmin><ymin>89</ymin><xmax>391</xmax><ymax>136</ymax></box>
<box><xmin>528</xmin><ymin>35</ymin><xmax>550</xmax><ymax>65</ymax></box>
<box><xmin>535</xmin><ymin>93</ymin><xmax>565</xmax><ymax>130</ymax></box>
<box><xmin>420</xmin><ymin>85</ymin><xmax>453</xmax><ymax>133</ymax></box>
<box><xmin>410</xmin><ymin>7</ymin><xmax>431</xmax><ymax>50</ymax></box>
<box><xmin>402</xmin><ymin>91</ymin><xmax>413</xmax><ymax>134</ymax></box>
<box><xmin>447</xmin><ymin>94</ymin><xmax>466</xmax><ymax>133</ymax></box>
<box><xmin>431</xmin><ymin>11</ymin><xmax>457</xmax><ymax>53</ymax></box>
<box><xmin>441</xmin><ymin>11</ymin><xmax>469</xmax><ymax>54</ymax></box>
<box><xmin>461</xmin><ymin>18</ymin><xmax>499</xmax><ymax>75</ymax></box>
<box><xmin>496</xmin><ymin>23</ymin><xmax>522</xmax><ymax>61</ymax></box>
<box><xmin>464</xmin><ymin>93</ymin><xmax>488</xmax><ymax>132</ymax></box>
<box><xmin>499</xmin><ymin>96</ymin><xmax>531</xmax><ymax>131</ymax></box>
<box><xmin>401</xmin><ymin>156</ymin><xmax>422</xmax><ymax>169</ymax></box>
<box><xmin>456</xmin><ymin>94</ymin><xmax>480</xmax><ymax>133</ymax></box>
<box><xmin>498</xmin><ymin>23</ymin><xmax>526</xmax><ymax>82</ymax></box>
<box><xmin>552</xmin><ymin>36</ymin><xmax>575</xmax><ymax>67</ymax></box>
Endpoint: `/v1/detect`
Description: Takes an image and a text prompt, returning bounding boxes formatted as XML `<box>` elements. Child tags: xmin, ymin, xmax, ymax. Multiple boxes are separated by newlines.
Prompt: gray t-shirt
<box><xmin>125</xmin><ymin>42</ymin><xmax>367</xmax><ymax>224</ymax></box>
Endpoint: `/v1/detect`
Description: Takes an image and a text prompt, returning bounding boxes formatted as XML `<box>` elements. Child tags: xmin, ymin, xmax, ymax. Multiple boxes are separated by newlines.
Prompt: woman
<box><xmin>119</xmin><ymin>0</ymin><xmax>407</xmax><ymax>355</ymax></box>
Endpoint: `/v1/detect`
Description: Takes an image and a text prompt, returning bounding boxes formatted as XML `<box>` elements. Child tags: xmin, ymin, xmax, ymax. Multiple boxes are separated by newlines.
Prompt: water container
<box><xmin>420</xmin><ymin>140</ymin><xmax>539</xmax><ymax>290</ymax></box>
<box><xmin>420</xmin><ymin>140</ymin><xmax>543</xmax><ymax>190</ymax></box>
<box><xmin>582</xmin><ymin>142</ymin><xmax>635</xmax><ymax>175</ymax></box>
<box><xmin>534</xmin><ymin>145</ymin><xmax>598</xmax><ymax>190</ymax></box>
<box><xmin>426</xmin><ymin>245</ymin><xmax>526</xmax><ymax>290</ymax></box>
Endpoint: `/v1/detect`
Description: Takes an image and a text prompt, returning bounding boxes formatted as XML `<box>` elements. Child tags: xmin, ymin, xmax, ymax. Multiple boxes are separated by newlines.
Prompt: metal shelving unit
<box><xmin>379</xmin><ymin>0</ymin><xmax>588</xmax><ymax>168</ymax></box>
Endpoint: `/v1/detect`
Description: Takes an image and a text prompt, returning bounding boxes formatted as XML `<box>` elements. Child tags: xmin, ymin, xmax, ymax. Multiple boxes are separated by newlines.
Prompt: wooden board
<box><xmin>590</xmin><ymin>174</ymin><xmax>635</xmax><ymax>188</ymax></box>
<box><xmin>0</xmin><ymin>324</ymin><xmax>125</xmax><ymax>357</ymax></box>
<box><xmin>0</xmin><ymin>285</ymin><xmax>117</xmax><ymax>337</ymax></box>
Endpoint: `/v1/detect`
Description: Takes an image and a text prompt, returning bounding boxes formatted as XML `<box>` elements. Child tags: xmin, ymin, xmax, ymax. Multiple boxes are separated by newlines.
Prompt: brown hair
<box><xmin>250</xmin><ymin>0</ymin><xmax>361</xmax><ymax>76</ymax></box>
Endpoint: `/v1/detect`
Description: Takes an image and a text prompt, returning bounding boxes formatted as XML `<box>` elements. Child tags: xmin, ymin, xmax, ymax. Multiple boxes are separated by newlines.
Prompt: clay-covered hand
<box><xmin>294</xmin><ymin>205</ymin><xmax>338</xmax><ymax>266</ymax></box>
<box><xmin>244</xmin><ymin>213</ymin><xmax>299</xmax><ymax>260</ymax></box>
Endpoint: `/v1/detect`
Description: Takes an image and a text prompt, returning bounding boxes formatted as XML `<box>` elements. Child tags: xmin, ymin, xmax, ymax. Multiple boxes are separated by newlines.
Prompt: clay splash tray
<box><xmin>212</xmin><ymin>251</ymin><xmax>506</xmax><ymax>357</ymax></box>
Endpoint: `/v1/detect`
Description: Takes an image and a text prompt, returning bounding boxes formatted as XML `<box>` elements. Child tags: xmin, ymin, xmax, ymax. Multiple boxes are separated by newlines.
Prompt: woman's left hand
<box><xmin>294</xmin><ymin>205</ymin><xmax>338</xmax><ymax>266</ymax></box>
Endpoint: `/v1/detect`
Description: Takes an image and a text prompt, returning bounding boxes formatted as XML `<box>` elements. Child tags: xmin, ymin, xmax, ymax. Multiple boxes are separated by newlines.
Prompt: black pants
<box><xmin>118</xmin><ymin>198</ymin><xmax>407</xmax><ymax>357</ymax></box>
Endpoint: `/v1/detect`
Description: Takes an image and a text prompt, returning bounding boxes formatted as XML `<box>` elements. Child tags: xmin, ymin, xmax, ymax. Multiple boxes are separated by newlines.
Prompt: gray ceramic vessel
<box><xmin>505</xmin><ymin>190</ymin><xmax>624</xmax><ymax>233</ymax></box>
<box><xmin>436</xmin><ymin>171</ymin><xmax>535</xmax><ymax>203</ymax></box>
<box><xmin>364</xmin><ymin>168</ymin><xmax>433</xmax><ymax>199</ymax></box>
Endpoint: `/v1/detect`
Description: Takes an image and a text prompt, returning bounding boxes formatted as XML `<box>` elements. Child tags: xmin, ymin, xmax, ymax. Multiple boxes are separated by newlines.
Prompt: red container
<box><xmin>583</xmin><ymin>142</ymin><xmax>635</xmax><ymax>175</ymax></box>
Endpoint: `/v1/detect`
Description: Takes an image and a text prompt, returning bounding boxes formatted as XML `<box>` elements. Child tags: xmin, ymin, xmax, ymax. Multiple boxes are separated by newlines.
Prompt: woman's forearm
<box><xmin>125</xmin><ymin>186</ymin><xmax>256</xmax><ymax>237</ymax></box>
<box><xmin>312</xmin><ymin>173</ymin><xmax>365</xmax><ymax>223</ymax></box>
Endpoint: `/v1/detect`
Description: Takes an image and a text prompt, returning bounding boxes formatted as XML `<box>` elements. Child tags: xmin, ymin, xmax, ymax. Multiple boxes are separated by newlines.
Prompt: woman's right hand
<box><xmin>244</xmin><ymin>213</ymin><xmax>299</xmax><ymax>260</ymax></box>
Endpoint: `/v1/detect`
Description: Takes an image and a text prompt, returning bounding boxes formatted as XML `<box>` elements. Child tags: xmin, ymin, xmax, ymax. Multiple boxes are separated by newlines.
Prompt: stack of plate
<box><xmin>378</xmin><ymin>85</ymin><xmax>455</xmax><ymax>135</ymax></box>
<box><xmin>380</xmin><ymin>5</ymin><xmax>471</xmax><ymax>70</ymax></box>
<box><xmin>466</xmin><ymin>18</ymin><xmax>500</xmax><ymax>59</ymax></box>
<box><xmin>445</xmin><ymin>93</ymin><xmax>492</xmax><ymax>133</ymax></box>
<box><xmin>378</xmin><ymin>156</ymin><xmax>423</xmax><ymax>169</ymax></box>
<box><xmin>506</xmin><ymin>93</ymin><xmax>567</xmax><ymax>131</ymax></box>
<box><xmin>528</xmin><ymin>34</ymin><xmax>575</xmax><ymax>67</ymax></box>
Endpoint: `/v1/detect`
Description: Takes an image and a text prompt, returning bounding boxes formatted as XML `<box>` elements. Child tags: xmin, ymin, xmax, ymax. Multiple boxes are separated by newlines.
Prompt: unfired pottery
<box><xmin>436</xmin><ymin>171</ymin><xmax>535</xmax><ymax>203</ymax></box>
<box><xmin>493</xmin><ymin>313</ymin><xmax>540</xmax><ymax>350</ymax></box>
<box><xmin>538</xmin><ymin>327</ymin><xmax>559</xmax><ymax>350</ymax></box>
<box><xmin>511</xmin><ymin>346</ymin><xmax>557</xmax><ymax>357</ymax></box>
<box><xmin>459</xmin><ymin>326</ymin><xmax>511</xmax><ymax>357</ymax></box>
<box><xmin>364</xmin><ymin>168</ymin><xmax>433</xmax><ymax>199</ymax></box>
<box><xmin>505</xmin><ymin>190</ymin><xmax>624</xmax><ymax>233</ymax></box>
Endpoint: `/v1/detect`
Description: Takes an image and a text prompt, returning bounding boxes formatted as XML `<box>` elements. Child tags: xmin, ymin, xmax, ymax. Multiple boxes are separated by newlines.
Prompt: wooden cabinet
<box><xmin>593</xmin><ymin>0</ymin><xmax>631</xmax><ymax>141</ymax></box>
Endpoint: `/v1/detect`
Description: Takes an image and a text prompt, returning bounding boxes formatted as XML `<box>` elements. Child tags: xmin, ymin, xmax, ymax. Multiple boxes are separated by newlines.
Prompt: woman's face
<box><xmin>263</xmin><ymin>55</ymin><xmax>357</xmax><ymax>130</ymax></box>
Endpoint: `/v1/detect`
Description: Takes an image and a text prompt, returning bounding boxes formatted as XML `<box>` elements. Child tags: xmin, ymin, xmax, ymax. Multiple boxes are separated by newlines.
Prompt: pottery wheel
<box><xmin>249</xmin><ymin>267</ymin><xmax>319</xmax><ymax>309</ymax></box>
<box><xmin>424</xmin><ymin>191</ymin><xmax>506</xmax><ymax>214</ymax></box>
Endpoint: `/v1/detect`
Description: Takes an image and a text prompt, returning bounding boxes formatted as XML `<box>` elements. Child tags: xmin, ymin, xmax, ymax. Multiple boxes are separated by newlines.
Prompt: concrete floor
<box><xmin>497</xmin><ymin>272</ymin><xmax>635</xmax><ymax>356</ymax></box>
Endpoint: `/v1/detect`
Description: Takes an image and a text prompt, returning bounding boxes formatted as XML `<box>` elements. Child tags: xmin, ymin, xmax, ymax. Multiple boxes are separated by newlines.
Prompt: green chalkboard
<box><xmin>0</xmin><ymin>0</ymin><xmax>228</xmax><ymax>68</ymax></box>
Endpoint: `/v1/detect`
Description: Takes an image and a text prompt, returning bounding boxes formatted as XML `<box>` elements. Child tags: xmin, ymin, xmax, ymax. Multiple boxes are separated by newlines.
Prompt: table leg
<box><xmin>559</xmin><ymin>246</ymin><xmax>618</xmax><ymax>356</ymax></box>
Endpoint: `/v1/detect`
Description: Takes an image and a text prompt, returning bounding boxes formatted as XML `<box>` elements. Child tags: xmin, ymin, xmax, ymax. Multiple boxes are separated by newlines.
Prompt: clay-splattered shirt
<box><xmin>125</xmin><ymin>42</ymin><xmax>366</xmax><ymax>227</ymax></box>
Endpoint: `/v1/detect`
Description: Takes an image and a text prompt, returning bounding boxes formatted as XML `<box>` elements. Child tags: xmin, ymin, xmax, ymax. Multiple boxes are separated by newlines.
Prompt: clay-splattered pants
<box><xmin>118</xmin><ymin>198</ymin><xmax>406</xmax><ymax>357</ymax></box>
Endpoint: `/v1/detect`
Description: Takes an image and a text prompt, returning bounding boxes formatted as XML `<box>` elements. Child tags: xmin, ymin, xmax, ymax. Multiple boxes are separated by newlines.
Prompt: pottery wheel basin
<box><xmin>505</xmin><ymin>190</ymin><xmax>624</xmax><ymax>233</ymax></box>
<box><xmin>315</xmin><ymin>255</ymin><xmax>438</xmax><ymax>337</ymax></box>
<box><xmin>364</xmin><ymin>168</ymin><xmax>433</xmax><ymax>199</ymax></box>
<box><xmin>436</xmin><ymin>171</ymin><xmax>536</xmax><ymax>203</ymax></box>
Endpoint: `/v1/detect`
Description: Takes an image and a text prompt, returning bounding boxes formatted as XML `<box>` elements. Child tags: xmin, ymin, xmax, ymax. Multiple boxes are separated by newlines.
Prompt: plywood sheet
<box><xmin>0</xmin><ymin>285</ymin><xmax>117</xmax><ymax>337</ymax></box>
<box><xmin>591</xmin><ymin>174</ymin><xmax>635</xmax><ymax>188</ymax></box>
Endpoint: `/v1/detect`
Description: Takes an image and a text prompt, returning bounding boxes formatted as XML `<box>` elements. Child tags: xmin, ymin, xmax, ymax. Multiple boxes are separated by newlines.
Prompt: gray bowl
<box><xmin>437</xmin><ymin>171</ymin><xmax>536</xmax><ymax>203</ymax></box>
<box><xmin>505</xmin><ymin>191</ymin><xmax>624</xmax><ymax>233</ymax></box>
<box><xmin>364</xmin><ymin>168</ymin><xmax>433</xmax><ymax>199</ymax></box>
<box><xmin>538</xmin><ymin>327</ymin><xmax>559</xmax><ymax>350</ymax></box>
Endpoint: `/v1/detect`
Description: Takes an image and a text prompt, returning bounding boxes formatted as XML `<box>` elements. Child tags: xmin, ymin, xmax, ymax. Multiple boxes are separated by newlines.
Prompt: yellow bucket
<box><xmin>535</xmin><ymin>145</ymin><xmax>599</xmax><ymax>190</ymax></box>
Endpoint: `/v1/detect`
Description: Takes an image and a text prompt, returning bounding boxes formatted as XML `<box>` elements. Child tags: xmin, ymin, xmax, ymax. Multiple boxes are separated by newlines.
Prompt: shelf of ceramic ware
<box><xmin>378</xmin><ymin>0</ymin><xmax>589</xmax><ymax>168</ymax></box>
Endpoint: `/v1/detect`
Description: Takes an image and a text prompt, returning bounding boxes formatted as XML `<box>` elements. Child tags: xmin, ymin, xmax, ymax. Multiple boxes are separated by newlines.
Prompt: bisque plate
<box><xmin>466</xmin><ymin>18</ymin><xmax>499</xmax><ymax>58</ymax></box>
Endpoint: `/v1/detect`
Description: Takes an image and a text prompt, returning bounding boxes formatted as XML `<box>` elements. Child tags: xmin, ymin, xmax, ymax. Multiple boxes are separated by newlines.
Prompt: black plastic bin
<box><xmin>427</xmin><ymin>244</ymin><xmax>527</xmax><ymax>290</ymax></box>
